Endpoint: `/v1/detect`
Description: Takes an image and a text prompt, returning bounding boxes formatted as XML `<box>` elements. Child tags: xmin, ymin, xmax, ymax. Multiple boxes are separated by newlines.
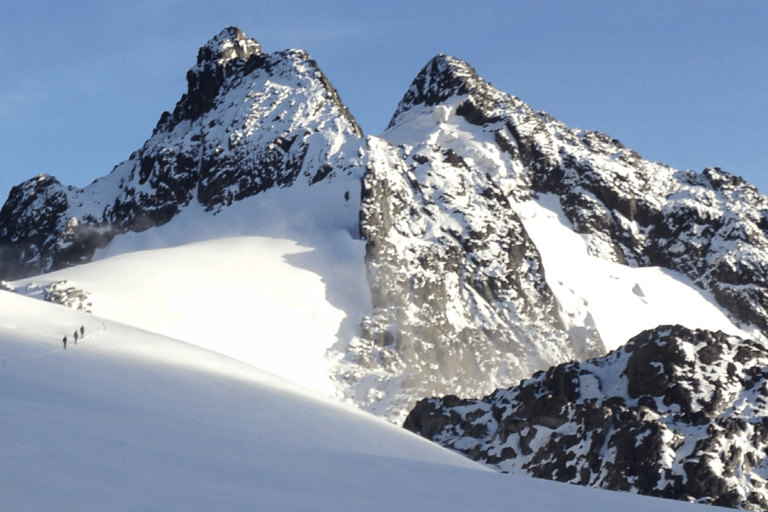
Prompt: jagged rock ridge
<box><xmin>405</xmin><ymin>325</ymin><xmax>768</xmax><ymax>510</ymax></box>
<box><xmin>381</xmin><ymin>54</ymin><xmax>768</xmax><ymax>341</ymax></box>
<box><xmin>0</xmin><ymin>27</ymin><xmax>363</xmax><ymax>279</ymax></box>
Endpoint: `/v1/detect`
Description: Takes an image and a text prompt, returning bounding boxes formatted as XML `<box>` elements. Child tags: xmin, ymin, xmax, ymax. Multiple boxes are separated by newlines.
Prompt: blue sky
<box><xmin>1</xmin><ymin>0</ymin><xmax>766</xmax><ymax>203</ymax></box>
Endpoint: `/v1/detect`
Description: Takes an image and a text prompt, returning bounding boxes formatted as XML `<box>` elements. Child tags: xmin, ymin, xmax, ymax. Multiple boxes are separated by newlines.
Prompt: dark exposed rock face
<box><xmin>0</xmin><ymin>27</ymin><xmax>362</xmax><ymax>279</ymax></box>
<box><xmin>404</xmin><ymin>325</ymin><xmax>768</xmax><ymax>510</ymax></box>
<box><xmin>0</xmin><ymin>176</ymin><xmax>75</xmax><ymax>279</ymax></box>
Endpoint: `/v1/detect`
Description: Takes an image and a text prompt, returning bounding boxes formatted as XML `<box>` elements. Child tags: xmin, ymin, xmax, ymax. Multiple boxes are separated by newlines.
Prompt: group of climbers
<box><xmin>62</xmin><ymin>325</ymin><xmax>85</xmax><ymax>349</ymax></box>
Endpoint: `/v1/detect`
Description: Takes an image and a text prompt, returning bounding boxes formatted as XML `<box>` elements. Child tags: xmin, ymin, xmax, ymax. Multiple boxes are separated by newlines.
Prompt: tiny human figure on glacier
<box><xmin>80</xmin><ymin>325</ymin><xmax>84</xmax><ymax>337</ymax></box>
<box><xmin>73</xmin><ymin>330</ymin><xmax>79</xmax><ymax>345</ymax></box>
<box><xmin>62</xmin><ymin>336</ymin><xmax>67</xmax><ymax>349</ymax></box>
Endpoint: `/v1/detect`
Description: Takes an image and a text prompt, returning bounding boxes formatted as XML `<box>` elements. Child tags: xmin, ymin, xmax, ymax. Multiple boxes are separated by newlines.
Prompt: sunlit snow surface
<box><xmin>0</xmin><ymin>291</ymin><xmax>725</xmax><ymax>511</ymax></box>
<box><xmin>20</xmin><ymin>236</ymin><xmax>345</xmax><ymax>394</ymax></box>
<box><xmin>12</xmin><ymin>179</ymin><xmax>370</xmax><ymax>397</ymax></box>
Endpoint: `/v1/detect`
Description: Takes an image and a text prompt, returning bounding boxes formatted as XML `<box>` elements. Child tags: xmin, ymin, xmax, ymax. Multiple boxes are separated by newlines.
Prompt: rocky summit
<box><xmin>2</xmin><ymin>27</ymin><xmax>768</xmax><ymax>509</ymax></box>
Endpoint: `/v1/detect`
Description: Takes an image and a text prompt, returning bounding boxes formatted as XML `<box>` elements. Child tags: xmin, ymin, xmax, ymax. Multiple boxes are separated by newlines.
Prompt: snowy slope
<box><xmin>9</xmin><ymin>181</ymin><xmax>370</xmax><ymax>398</ymax></box>
<box><xmin>0</xmin><ymin>289</ymin><xmax>727</xmax><ymax>511</ymax></box>
<box><xmin>14</xmin><ymin>237</ymin><xmax>344</xmax><ymax>394</ymax></box>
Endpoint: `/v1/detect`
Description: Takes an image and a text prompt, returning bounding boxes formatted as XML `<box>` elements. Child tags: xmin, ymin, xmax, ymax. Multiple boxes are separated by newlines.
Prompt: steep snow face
<box><xmin>0</xmin><ymin>27</ymin><xmax>364</xmax><ymax>279</ymax></box>
<box><xmin>405</xmin><ymin>325</ymin><xmax>768</xmax><ymax>510</ymax></box>
<box><xmin>515</xmin><ymin>194</ymin><xmax>755</xmax><ymax>350</ymax></box>
<box><xmin>526</xmin><ymin>117</ymin><xmax>768</xmax><ymax>335</ymax></box>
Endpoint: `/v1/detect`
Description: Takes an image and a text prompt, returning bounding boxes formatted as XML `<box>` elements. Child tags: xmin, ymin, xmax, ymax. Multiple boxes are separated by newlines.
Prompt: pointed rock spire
<box><xmin>157</xmin><ymin>27</ymin><xmax>263</xmax><ymax>133</ymax></box>
<box><xmin>194</xmin><ymin>26</ymin><xmax>262</xmax><ymax>68</ymax></box>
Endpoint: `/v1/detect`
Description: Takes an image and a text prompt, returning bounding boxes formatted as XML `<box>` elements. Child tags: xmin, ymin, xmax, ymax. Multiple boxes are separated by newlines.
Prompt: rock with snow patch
<box><xmin>333</xmin><ymin>58</ymin><xmax>606</xmax><ymax>421</ymax></box>
<box><xmin>18</xmin><ymin>280</ymin><xmax>92</xmax><ymax>312</ymax></box>
<box><xmin>384</xmin><ymin>53</ymin><xmax>768</xmax><ymax>339</ymax></box>
<box><xmin>404</xmin><ymin>324</ymin><xmax>768</xmax><ymax>510</ymax></box>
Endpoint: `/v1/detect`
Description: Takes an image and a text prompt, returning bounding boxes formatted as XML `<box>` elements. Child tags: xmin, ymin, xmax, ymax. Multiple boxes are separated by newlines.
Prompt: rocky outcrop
<box><xmin>0</xmin><ymin>175</ymin><xmax>83</xmax><ymax>279</ymax></box>
<box><xmin>332</xmin><ymin>56</ymin><xmax>608</xmax><ymax>422</ymax></box>
<box><xmin>405</xmin><ymin>325</ymin><xmax>768</xmax><ymax>510</ymax></box>
<box><xmin>0</xmin><ymin>27</ymin><xmax>363</xmax><ymax>279</ymax></box>
<box><xmin>18</xmin><ymin>280</ymin><xmax>93</xmax><ymax>312</ymax></box>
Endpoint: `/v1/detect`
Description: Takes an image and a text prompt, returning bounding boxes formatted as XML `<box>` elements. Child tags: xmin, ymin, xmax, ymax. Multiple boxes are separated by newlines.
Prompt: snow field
<box><xmin>0</xmin><ymin>290</ymin><xmax>725</xmax><ymax>511</ymax></box>
<box><xmin>13</xmin><ymin>175</ymin><xmax>371</xmax><ymax>398</ymax></box>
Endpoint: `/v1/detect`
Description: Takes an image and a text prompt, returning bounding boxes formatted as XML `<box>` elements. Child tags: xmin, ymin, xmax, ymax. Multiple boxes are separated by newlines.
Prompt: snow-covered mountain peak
<box><xmin>154</xmin><ymin>27</ymin><xmax>263</xmax><ymax>133</ymax></box>
<box><xmin>0</xmin><ymin>27</ymin><xmax>367</xmax><ymax>279</ymax></box>
<box><xmin>152</xmin><ymin>26</ymin><xmax>360</xmax><ymax>140</ymax></box>
<box><xmin>4</xmin><ymin>30</ymin><xmax>768</xmax><ymax>508</ymax></box>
